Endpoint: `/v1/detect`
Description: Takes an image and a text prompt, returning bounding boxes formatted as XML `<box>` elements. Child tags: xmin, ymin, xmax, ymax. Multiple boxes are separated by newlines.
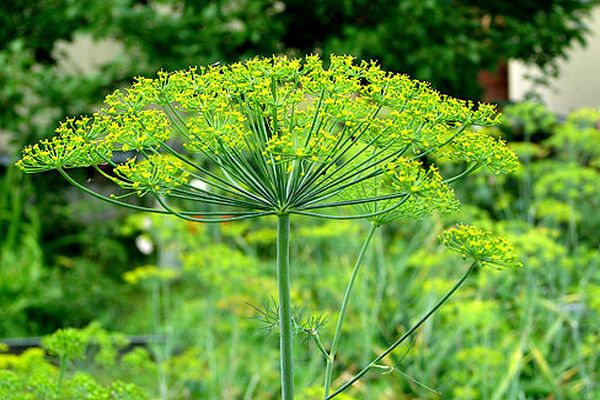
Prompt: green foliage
<box><xmin>502</xmin><ymin>101</ymin><xmax>558</xmax><ymax>140</ymax></box>
<box><xmin>545</xmin><ymin>108</ymin><xmax>600</xmax><ymax>164</ymax></box>
<box><xmin>2</xmin><ymin>0</ymin><xmax>597</xmax><ymax>111</ymax></box>
<box><xmin>3</xmin><ymin>1</ymin><xmax>594</xmax><ymax>163</ymax></box>
<box><xmin>6</xmin><ymin>146</ymin><xmax>599</xmax><ymax>399</ymax></box>
<box><xmin>42</xmin><ymin>328</ymin><xmax>89</xmax><ymax>362</ymax></box>
<box><xmin>0</xmin><ymin>1</ymin><xmax>113</xmax><ymax>62</ymax></box>
<box><xmin>112</xmin><ymin>206</ymin><xmax>598</xmax><ymax>399</ymax></box>
<box><xmin>0</xmin><ymin>325</ymin><xmax>145</xmax><ymax>399</ymax></box>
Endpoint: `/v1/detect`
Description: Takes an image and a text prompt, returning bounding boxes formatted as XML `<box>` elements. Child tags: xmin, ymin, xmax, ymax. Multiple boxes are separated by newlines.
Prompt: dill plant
<box><xmin>18</xmin><ymin>55</ymin><xmax>521</xmax><ymax>399</ymax></box>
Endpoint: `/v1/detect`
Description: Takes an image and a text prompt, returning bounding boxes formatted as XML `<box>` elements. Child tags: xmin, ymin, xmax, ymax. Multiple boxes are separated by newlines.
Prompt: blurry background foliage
<box><xmin>1</xmin><ymin>1</ymin><xmax>600</xmax><ymax>399</ymax></box>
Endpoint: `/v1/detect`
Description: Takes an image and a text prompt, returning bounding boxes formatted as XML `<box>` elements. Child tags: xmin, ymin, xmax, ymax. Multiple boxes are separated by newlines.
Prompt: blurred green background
<box><xmin>1</xmin><ymin>1</ymin><xmax>600</xmax><ymax>399</ymax></box>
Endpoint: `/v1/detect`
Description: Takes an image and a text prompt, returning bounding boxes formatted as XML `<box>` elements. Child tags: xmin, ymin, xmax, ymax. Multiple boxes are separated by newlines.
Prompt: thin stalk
<box><xmin>59</xmin><ymin>168</ymin><xmax>170</xmax><ymax>214</ymax></box>
<box><xmin>323</xmin><ymin>223</ymin><xmax>378</xmax><ymax>398</ymax></box>
<box><xmin>151</xmin><ymin>282</ymin><xmax>168</xmax><ymax>400</ymax></box>
<box><xmin>443</xmin><ymin>163</ymin><xmax>480</xmax><ymax>184</ymax></box>
<box><xmin>310</xmin><ymin>332</ymin><xmax>330</xmax><ymax>361</ymax></box>
<box><xmin>57</xmin><ymin>356</ymin><xmax>66</xmax><ymax>395</ymax></box>
<box><xmin>366</xmin><ymin>228</ymin><xmax>388</xmax><ymax>364</ymax></box>
<box><xmin>326</xmin><ymin>262</ymin><xmax>478</xmax><ymax>399</ymax></box>
<box><xmin>153</xmin><ymin>194</ymin><xmax>273</xmax><ymax>223</ymax></box>
<box><xmin>292</xmin><ymin>195</ymin><xmax>408</xmax><ymax>221</ymax></box>
<box><xmin>242</xmin><ymin>375</ymin><xmax>261</xmax><ymax>400</ymax></box>
<box><xmin>299</xmin><ymin>192</ymin><xmax>409</xmax><ymax>211</ymax></box>
<box><xmin>277</xmin><ymin>213</ymin><xmax>294</xmax><ymax>400</ymax></box>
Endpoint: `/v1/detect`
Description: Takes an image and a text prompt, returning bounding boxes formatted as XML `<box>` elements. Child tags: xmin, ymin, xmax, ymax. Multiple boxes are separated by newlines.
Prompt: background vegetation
<box><xmin>1</xmin><ymin>1</ymin><xmax>599</xmax><ymax>399</ymax></box>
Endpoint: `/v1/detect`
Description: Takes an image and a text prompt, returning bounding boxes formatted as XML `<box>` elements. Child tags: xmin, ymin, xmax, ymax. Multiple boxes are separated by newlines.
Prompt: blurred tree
<box><xmin>104</xmin><ymin>0</ymin><xmax>286</xmax><ymax>70</ymax></box>
<box><xmin>90</xmin><ymin>1</ymin><xmax>600</xmax><ymax>98</ymax></box>
<box><xmin>316</xmin><ymin>0</ymin><xmax>600</xmax><ymax>98</ymax></box>
<box><xmin>0</xmin><ymin>0</ymin><xmax>115</xmax><ymax>63</ymax></box>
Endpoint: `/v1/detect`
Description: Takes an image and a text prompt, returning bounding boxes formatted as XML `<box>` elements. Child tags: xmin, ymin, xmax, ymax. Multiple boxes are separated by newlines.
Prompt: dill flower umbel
<box><xmin>440</xmin><ymin>224</ymin><xmax>522</xmax><ymax>269</ymax></box>
<box><xmin>17</xmin><ymin>55</ymin><xmax>516</xmax><ymax>221</ymax></box>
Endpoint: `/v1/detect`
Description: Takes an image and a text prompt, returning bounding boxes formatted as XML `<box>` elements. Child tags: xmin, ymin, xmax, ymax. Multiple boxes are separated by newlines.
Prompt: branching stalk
<box><xmin>326</xmin><ymin>262</ymin><xmax>478</xmax><ymax>399</ymax></box>
<box><xmin>323</xmin><ymin>223</ymin><xmax>378</xmax><ymax>398</ymax></box>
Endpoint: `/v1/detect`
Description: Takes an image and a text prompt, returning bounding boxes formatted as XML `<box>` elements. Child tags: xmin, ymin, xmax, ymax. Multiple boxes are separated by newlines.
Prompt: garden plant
<box><xmin>17</xmin><ymin>55</ymin><xmax>521</xmax><ymax>399</ymax></box>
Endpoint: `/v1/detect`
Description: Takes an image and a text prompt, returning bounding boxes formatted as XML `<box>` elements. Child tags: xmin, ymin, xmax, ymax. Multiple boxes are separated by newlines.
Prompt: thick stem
<box><xmin>324</xmin><ymin>223</ymin><xmax>378</xmax><ymax>398</ymax></box>
<box><xmin>277</xmin><ymin>213</ymin><xmax>294</xmax><ymax>400</ymax></box>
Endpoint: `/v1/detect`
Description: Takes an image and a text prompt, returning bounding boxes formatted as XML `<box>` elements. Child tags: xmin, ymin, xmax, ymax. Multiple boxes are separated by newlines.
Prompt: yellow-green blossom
<box><xmin>449</xmin><ymin>130</ymin><xmax>519</xmax><ymax>174</ymax></box>
<box><xmin>382</xmin><ymin>157</ymin><xmax>459</xmax><ymax>220</ymax></box>
<box><xmin>113</xmin><ymin>155</ymin><xmax>190</xmax><ymax>197</ymax></box>
<box><xmin>123</xmin><ymin>265</ymin><xmax>179</xmax><ymax>286</ymax></box>
<box><xmin>17</xmin><ymin>54</ymin><xmax>516</xmax><ymax>220</ymax></box>
<box><xmin>440</xmin><ymin>224</ymin><xmax>522</xmax><ymax>269</ymax></box>
<box><xmin>42</xmin><ymin>328</ymin><xmax>89</xmax><ymax>361</ymax></box>
<box><xmin>105</xmin><ymin>109</ymin><xmax>172</xmax><ymax>152</ymax></box>
<box><xmin>17</xmin><ymin>117</ymin><xmax>112</xmax><ymax>172</ymax></box>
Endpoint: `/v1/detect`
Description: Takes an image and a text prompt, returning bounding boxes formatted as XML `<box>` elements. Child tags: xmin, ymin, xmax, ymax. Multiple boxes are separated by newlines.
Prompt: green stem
<box><xmin>277</xmin><ymin>213</ymin><xmax>294</xmax><ymax>400</ymax></box>
<box><xmin>58</xmin><ymin>168</ymin><xmax>170</xmax><ymax>214</ymax></box>
<box><xmin>310</xmin><ymin>331</ymin><xmax>330</xmax><ymax>360</ymax></box>
<box><xmin>57</xmin><ymin>356</ymin><xmax>66</xmax><ymax>395</ymax></box>
<box><xmin>326</xmin><ymin>262</ymin><xmax>477</xmax><ymax>399</ymax></box>
<box><xmin>443</xmin><ymin>162</ymin><xmax>481</xmax><ymax>184</ymax></box>
<box><xmin>324</xmin><ymin>223</ymin><xmax>378</xmax><ymax>398</ymax></box>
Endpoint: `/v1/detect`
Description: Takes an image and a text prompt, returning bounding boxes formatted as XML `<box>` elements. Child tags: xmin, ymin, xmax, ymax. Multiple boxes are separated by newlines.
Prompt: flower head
<box><xmin>17</xmin><ymin>117</ymin><xmax>112</xmax><ymax>172</ymax></box>
<box><xmin>42</xmin><ymin>328</ymin><xmax>89</xmax><ymax>361</ymax></box>
<box><xmin>123</xmin><ymin>265</ymin><xmax>179</xmax><ymax>286</ymax></box>
<box><xmin>113</xmin><ymin>154</ymin><xmax>190</xmax><ymax>197</ymax></box>
<box><xmin>448</xmin><ymin>130</ymin><xmax>519</xmax><ymax>174</ymax></box>
<box><xmin>17</xmin><ymin>55</ymin><xmax>516</xmax><ymax>222</ymax></box>
<box><xmin>440</xmin><ymin>224</ymin><xmax>522</xmax><ymax>269</ymax></box>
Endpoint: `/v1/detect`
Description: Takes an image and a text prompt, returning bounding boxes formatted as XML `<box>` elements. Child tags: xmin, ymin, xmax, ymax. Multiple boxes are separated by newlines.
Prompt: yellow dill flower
<box><xmin>123</xmin><ymin>265</ymin><xmax>179</xmax><ymax>286</ymax></box>
<box><xmin>16</xmin><ymin>54</ymin><xmax>517</xmax><ymax>219</ymax></box>
<box><xmin>105</xmin><ymin>109</ymin><xmax>172</xmax><ymax>152</ymax></box>
<box><xmin>17</xmin><ymin>132</ymin><xmax>111</xmax><ymax>172</ymax></box>
<box><xmin>384</xmin><ymin>158</ymin><xmax>459</xmax><ymax>218</ymax></box>
<box><xmin>113</xmin><ymin>154</ymin><xmax>190</xmax><ymax>197</ymax></box>
<box><xmin>449</xmin><ymin>130</ymin><xmax>519</xmax><ymax>174</ymax></box>
<box><xmin>440</xmin><ymin>224</ymin><xmax>522</xmax><ymax>269</ymax></box>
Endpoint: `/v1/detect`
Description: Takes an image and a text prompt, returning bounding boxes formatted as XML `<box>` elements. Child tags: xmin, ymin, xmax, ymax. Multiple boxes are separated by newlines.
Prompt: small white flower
<box><xmin>135</xmin><ymin>235</ymin><xmax>154</xmax><ymax>255</ymax></box>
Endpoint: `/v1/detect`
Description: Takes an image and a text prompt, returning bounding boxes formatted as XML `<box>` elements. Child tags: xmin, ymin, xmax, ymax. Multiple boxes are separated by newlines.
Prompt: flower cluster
<box><xmin>17</xmin><ymin>54</ymin><xmax>516</xmax><ymax>221</ymax></box>
<box><xmin>545</xmin><ymin>107</ymin><xmax>600</xmax><ymax>162</ymax></box>
<box><xmin>384</xmin><ymin>157</ymin><xmax>459</xmax><ymax>219</ymax></box>
<box><xmin>17</xmin><ymin>117</ymin><xmax>112</xmax><ymax>172</ymax></box>
<box><xmin>123</xmin><ymin>265</ymin><xmax>179</xmax><ymax>286</ymax></box>
<box><xmin>534</xmin><ymin>163</ymin><xmax>600</xmax><ymax>203</ymax></box>
<box><xmin>185</xmin><ymin>109</ymin><xmax>248</xmax><ymax>154</ymax></box>
<box><xmin>440</xmin><ymin>224</ymin><xmax>522</xmax><ymax>269</ymax></box>
<box><xmin>113</xmin><ymin>155</ymin><xmax>190</xmax><ymax>197</ymax></box>
<box><xmin>107</xmin><ymin>109</ymin><xmax>172</xmax><ymax>152</ymax></box>
<box><xmin>449</xmin><ymin>130</ymin><xmax>519</xmax><ymax>174</ymax></box>
<box><xmin>41</xmin><ymin>328</ymin><xmax>88</xmax><ymax>361</ymax></box>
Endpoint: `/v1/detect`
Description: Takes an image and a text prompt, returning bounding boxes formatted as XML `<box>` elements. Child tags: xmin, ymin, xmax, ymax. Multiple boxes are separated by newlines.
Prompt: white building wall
<box><xmin>510</xmin><ymin>7</ymin><xmax>600</xmax><ymax>115</ymax></box>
